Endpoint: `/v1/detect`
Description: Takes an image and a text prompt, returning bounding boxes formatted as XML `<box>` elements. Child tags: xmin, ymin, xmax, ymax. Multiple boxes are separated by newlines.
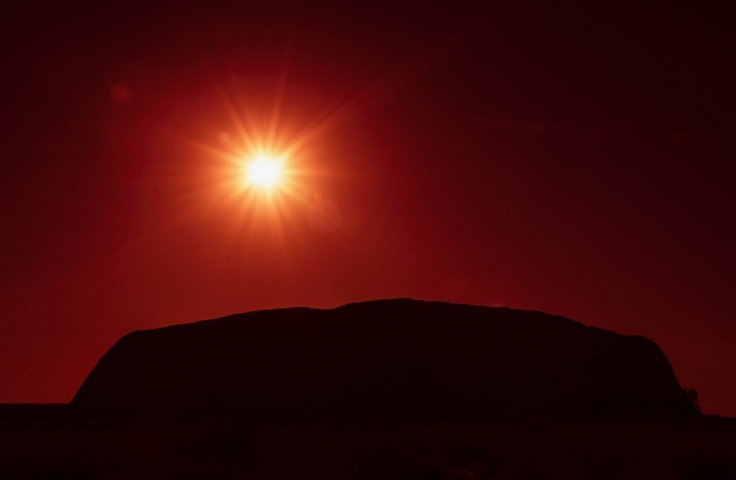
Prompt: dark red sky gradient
<box><xmin>1</xmin><ymin>1</ymin><xmax>735</xmax><ymax>414</ymax></box>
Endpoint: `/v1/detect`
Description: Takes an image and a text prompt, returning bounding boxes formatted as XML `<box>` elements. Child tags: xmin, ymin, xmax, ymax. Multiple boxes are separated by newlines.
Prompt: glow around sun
<box><xmin>171</xmin><ymin>62</ymin><xmax>388</xmax><ymax>227</ymax></box>
<box><xmin>245</xmin><ymin>154</ymin><xmax>282</xmax><ymax>189</ymax></box>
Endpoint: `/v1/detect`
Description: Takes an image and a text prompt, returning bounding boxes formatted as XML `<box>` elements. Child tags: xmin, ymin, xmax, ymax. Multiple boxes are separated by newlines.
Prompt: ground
<box><xmin>1</xmin><ymin>410</ymin><xmax>735</xmax><ymax>479</ymax></box>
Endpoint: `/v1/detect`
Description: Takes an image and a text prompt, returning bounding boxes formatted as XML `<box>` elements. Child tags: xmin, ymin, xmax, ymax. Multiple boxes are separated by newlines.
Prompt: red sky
<box><xmin>1</xmin><ymin>1</ymin><xmax>735</xmax><ymax>415</ymax></box>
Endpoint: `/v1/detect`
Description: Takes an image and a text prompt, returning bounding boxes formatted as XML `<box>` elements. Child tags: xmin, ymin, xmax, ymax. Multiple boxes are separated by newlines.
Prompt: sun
<box><xmin>245</xmin><ymin>154</ymin><xmax>282</xmax><ymax>189</ymax></box>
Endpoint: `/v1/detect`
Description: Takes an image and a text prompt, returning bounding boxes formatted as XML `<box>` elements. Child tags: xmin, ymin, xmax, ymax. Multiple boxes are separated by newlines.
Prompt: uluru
<box><xmin>72</xmin><ymin>299</ymin><xmax>698</xmax><ymax>420</ymax></box>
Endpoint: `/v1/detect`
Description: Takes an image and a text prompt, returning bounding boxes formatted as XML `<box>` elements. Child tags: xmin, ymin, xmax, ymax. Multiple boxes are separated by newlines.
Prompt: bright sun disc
<box><xmin>246</xmin><ymin>154</ymin><xmax>281</xmax><ymax>188</ymax></box>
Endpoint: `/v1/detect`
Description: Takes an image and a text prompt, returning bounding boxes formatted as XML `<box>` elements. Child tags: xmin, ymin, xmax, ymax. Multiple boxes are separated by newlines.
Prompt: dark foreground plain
<box><xmin>1</xmin><ymin>406</ymin><xmax>735</xmax><ymax>480</ymax></box>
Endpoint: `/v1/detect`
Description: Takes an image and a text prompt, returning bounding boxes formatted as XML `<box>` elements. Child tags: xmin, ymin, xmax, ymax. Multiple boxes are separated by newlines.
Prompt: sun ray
<box><xmin>160</xmin><ymin>129</ymin><xmax>244</xmax><ymax>164</ymax></box>
<box><xmin>212</xmin><ymin>78</ymin><xmax>258</xmax><ymax>154</ymax></box>
<box><xmin>278</xmin><ymin>72</ymin><xmax>392</xmax><ymax>161</ymax></box>
<box><xmin>267</xmin><ymin>44</ymin><xmax>291</xmax><ymax>152</ymax></box>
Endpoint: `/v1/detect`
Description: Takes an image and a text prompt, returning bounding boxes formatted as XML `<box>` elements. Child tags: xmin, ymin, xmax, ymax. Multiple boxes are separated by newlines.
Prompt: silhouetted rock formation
<box><xmin>72</xmin><ymin>299</ymin><xmax>698</xmax><ymax>419</ymax></box>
